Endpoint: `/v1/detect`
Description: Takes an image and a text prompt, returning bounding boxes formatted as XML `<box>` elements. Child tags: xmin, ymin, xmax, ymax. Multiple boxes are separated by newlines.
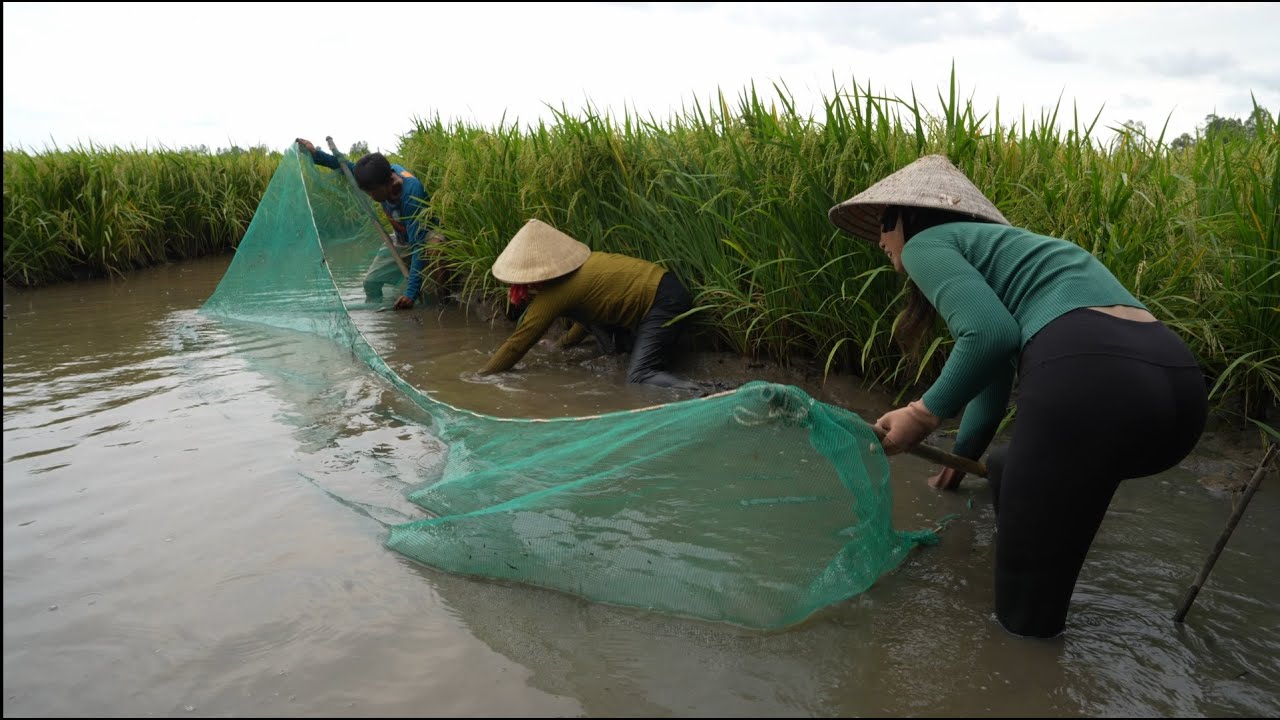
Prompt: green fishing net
<box><xmin>200</xmin><ymin>147</ymin><xmax>935</xmax><ymax>629</ymax></box>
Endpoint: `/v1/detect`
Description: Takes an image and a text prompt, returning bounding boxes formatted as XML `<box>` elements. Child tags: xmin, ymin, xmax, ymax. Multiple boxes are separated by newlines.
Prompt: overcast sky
<box><xmin>4</xmin><ymin>2</ymin><xmax>1276</xmax><ymax>154</ymax></box>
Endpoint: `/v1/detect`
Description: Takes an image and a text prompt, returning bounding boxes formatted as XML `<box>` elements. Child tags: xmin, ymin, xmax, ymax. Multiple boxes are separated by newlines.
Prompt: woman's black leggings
<box><xmin>986</xmin><ymin>308</ymin><xmax>1207</xmax><ymax>638</ymax></box>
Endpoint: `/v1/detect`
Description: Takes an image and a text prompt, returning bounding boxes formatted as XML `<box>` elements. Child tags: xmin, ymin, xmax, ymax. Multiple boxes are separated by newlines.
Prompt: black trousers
<box><xmin>582</xmin><ymin>273</ymin><xmax>700</xmax><ymax>391</ymax></box>
<box><xmin>986</xmin><ymin>308</ymin><xmax>1207</xmax><ymax>638</ymax></box>
<box><xmin>627</xmin><ymin>272</ymin><xmax>701</xmax><ymax>390</ymax></box>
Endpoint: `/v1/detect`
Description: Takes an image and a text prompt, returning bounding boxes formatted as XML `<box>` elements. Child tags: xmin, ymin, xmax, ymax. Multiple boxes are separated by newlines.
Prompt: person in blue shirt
<box><xmin>295</xmin><ymin>138</ymin><xmax>445</xmax><ymax>309</ymax></box>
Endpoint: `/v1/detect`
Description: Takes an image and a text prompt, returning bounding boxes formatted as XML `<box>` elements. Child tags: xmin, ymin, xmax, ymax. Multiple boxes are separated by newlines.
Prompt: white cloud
<box><xmin>1016</xmin><ymin>33</ymin><xmax>1086</xmax><ymax>64</ymax></box>
<box><xmin>4</xmin><ymin>1</ymin><xmax>1276</xmax><ymax>153</ymax></box>
<box><xmin>1144</xmin><ymin>51</ymin><xmax>1238</xmax><ymax>78</ymax></box>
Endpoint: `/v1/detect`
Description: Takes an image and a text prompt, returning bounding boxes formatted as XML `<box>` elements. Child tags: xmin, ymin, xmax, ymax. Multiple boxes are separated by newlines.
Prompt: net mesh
<box><xmin>200</xmin><ymin>148</ymin><xmax>936</xmax><ymax>629</ymax></box>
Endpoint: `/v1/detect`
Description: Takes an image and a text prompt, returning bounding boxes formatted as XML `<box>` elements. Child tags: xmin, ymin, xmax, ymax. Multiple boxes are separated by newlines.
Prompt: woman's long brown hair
<box><xmin>880</xmin><ymin>205</ymin><xmax>988</xmax><ymax>359</ymax></box>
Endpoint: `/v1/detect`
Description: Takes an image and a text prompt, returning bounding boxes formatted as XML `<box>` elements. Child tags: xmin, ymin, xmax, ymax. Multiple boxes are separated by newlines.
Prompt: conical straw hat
<box><xmin>491</xmin><ymin>219</ymin><xmax>592</xmax><ymax>283</ymax></box>
<box><xmin>828</xmin><ymin>154</ymin><xmax>1009</xmax><ymax>242</ymax></box>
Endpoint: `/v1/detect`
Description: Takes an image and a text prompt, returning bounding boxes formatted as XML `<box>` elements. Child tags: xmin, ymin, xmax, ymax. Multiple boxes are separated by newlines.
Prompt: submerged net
<box><xmin>200</xmin><ymin>147</ymin><xmax>935</xmax><ymax>629</ymax></box>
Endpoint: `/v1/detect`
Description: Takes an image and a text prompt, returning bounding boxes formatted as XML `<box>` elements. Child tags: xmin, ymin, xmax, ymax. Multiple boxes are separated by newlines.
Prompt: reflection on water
<box><xmin>4</xmin><ymin>256</ymin><xmax>1277</xmax><ymax>717</ymax></box>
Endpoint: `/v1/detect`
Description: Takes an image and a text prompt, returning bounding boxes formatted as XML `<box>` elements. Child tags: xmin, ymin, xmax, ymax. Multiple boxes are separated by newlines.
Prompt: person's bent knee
<box><xmin>633</xmin><ymin>370</ymin><xmax>701</xmax><ymax>391</ymax></box>
<box><xmin>627</xmin><ymin>367</ymin><xmax>657</xmax><ymax>385</ymax></box>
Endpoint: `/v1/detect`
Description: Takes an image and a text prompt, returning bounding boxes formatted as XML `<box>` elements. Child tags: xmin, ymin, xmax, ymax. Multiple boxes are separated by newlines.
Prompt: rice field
<box><xmin>5</xmin><ymin>75</ymin><xmax>1276</xmax><ymax>421</ymax></box>
<box><xmin>3</xmin><ymin>146</ymin><xmax>276</xmax><ymax>285</ymax></box>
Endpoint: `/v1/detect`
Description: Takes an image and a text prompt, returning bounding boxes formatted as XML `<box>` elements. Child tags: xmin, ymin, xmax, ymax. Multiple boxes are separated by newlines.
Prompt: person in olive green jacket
<box><xmin>481</xmin><ymin>219</ymin><xmax>701</xmax><ymax>392</ymax></box>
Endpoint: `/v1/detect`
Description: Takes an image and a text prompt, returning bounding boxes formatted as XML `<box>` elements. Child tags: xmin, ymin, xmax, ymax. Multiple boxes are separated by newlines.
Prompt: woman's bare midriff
<box><xmin>1087</xmin><ymin>305</ymin><xmax>1159</xmax><ymax>322</ymax></box>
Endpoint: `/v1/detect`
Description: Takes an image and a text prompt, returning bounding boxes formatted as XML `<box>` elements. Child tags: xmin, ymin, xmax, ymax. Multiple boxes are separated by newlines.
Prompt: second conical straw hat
<box><xmin>491</xmin><ymin>219</ymin><xmax>592</xmax><ymax>283</ymax></box>
<box><xmin>828</xmin><ymin>154</ymin><xmax>1009</xmax><ymax>242</ymax></box>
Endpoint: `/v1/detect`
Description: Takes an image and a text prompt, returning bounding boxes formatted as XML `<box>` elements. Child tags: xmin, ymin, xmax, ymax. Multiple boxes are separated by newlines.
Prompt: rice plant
<box><xmin>3</xmin><ymin>145</ymin><xmax>276</xmax><ymax>285</ymax></box>
<box><xmin>399</xmin><ymin>70</ymin><xmax>1276</xmax><ymax>420</ymax></box>
<box><xmin>5</xmin><ymin>69</ymin><xmax>1274</xmax><ymax>421</ymax></box>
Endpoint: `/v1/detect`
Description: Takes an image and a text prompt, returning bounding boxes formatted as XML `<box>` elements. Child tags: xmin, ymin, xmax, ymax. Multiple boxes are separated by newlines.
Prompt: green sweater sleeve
<box><xmin>952</xmin><ymin>363</ymin><xmax>1014</xmax><ymax>459</ymax></box>
<box><xmin>900</xmin><ymin>237</ymin><xmax>1021</xmax><ymax>449</ymax></box>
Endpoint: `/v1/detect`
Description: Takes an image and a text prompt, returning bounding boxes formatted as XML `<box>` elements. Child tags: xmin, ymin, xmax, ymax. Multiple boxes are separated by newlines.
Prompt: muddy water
<box><xmin>4</xmin><ymin>256</ymin><xmax>1277</xmax><ymax>717</ymax></box>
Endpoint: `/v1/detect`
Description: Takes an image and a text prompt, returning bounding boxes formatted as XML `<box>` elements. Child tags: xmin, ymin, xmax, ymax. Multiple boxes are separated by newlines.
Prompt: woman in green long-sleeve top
<box><xmin>829</xmin><ymin>155</ymin><xmax>1208</xmax><ymax>639</ymax></box>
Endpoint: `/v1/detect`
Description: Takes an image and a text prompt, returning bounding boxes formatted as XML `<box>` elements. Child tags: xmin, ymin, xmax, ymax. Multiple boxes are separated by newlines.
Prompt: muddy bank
<box><xmin>686</xmin><ymin>347</ymin><xmax>1275</xmax><ymax>495</ymax></box>
<box><xmin>451</xmin><ymin>292</ymin><xmax>1277</xmax><ymax>495</ymax></box>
